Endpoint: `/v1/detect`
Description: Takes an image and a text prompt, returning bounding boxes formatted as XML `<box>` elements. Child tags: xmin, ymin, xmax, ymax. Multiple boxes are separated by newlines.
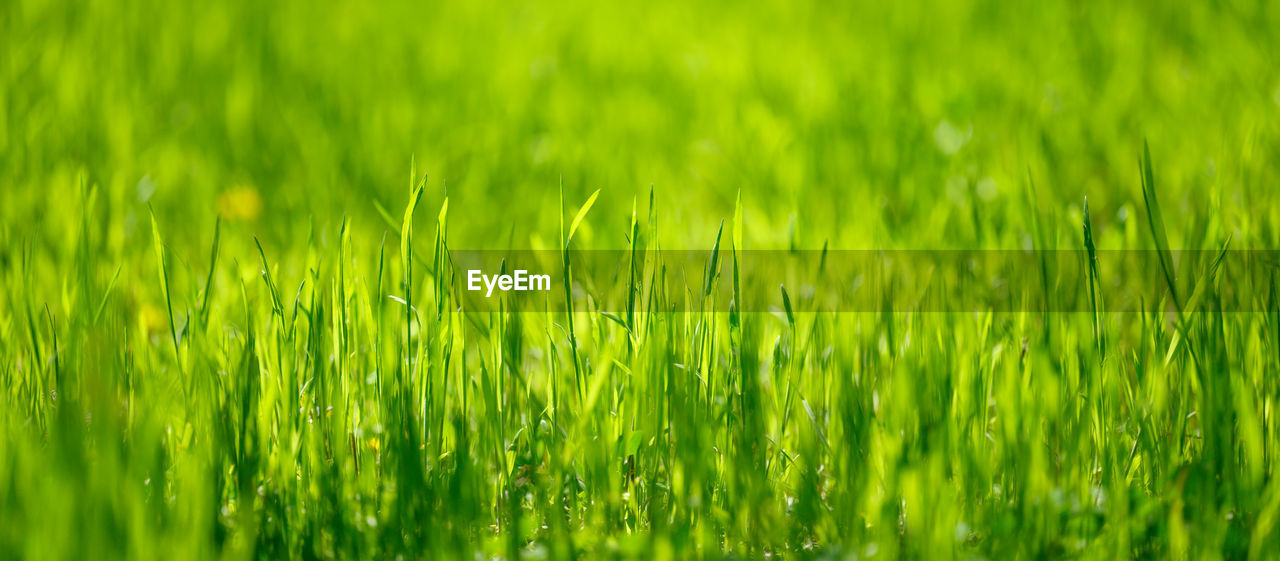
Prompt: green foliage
<box><xmin>3</xmin><ymin>0</ymin><xmax>1280</xmax><ymax>559</ymax></box>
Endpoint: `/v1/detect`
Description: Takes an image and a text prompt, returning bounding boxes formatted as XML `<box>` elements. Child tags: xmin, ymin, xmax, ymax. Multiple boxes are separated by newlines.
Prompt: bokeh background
<box><xmin>5</xmin><ymin>0</ymin><xmax>1278</xmax><ymax>252</ymax></box>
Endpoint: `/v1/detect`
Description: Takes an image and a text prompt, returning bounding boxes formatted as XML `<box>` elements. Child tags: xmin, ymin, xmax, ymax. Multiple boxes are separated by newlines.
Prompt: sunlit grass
<box><xmin>3</xmin><ymin>0</ymin><xmax>1280</xmax><ymax>559</ymax></box>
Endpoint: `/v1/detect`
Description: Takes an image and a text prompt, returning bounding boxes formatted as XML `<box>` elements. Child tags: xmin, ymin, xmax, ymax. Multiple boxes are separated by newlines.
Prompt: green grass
<box><xmin>3</xmin><ymin>0</ymin><xmax>1280</xmax><ymax>559</ymax></box>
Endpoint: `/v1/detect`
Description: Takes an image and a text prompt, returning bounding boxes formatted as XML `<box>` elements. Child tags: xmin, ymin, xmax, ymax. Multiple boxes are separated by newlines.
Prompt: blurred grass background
<box><xmin>4</xmin><ymin>0</ymin><xmax>1280</xmax><ymax>559</ymax></box>
<box><xmin>5</xmin><ymin>0</ymin><xmax>1278</xmax><ymax>250</ymax></box>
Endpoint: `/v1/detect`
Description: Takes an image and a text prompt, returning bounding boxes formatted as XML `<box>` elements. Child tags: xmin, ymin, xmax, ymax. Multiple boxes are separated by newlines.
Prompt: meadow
<box><xmin>3</xmin><ymin>0</ymin><xmax>1280</xmax><ymax>558</ymax></box>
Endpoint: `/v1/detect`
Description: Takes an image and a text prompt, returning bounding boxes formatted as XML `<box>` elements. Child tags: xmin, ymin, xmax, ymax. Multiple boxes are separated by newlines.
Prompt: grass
<box><xmin>3</xmin><ymin>0</ymin><xmax>1280</xmax><ymax>559</ymax></box>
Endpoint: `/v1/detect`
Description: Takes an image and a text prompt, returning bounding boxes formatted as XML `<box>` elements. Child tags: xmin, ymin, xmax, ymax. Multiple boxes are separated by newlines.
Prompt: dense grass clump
<box><xmin>3</xmin><ymin>0</ymin><xmax>1280</xmax><ymax>559</ymax></box>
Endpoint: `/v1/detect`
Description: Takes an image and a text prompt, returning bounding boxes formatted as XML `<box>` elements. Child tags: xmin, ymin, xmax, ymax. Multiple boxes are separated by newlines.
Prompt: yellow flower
<box><xmin>216</xmin><ymin>186</ymin><xmax>263</xmax><ymax>221</ymax></box>
<box><xmin>139</xmin><ymin>303</ymin><xmax>167</xmax><ymax>335</ymax></box>
<box><xmin>367</xmin><ymin>437</ymin><xmax>381</xmax><ymax>453</ymax></box>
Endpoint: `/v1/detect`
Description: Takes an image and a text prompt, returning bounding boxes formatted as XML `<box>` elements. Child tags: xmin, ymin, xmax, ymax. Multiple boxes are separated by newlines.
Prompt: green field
<box><xmin>4</xmin><ymin>0</ymin><xmax>1280</xmax><ymax>558</ymax></box>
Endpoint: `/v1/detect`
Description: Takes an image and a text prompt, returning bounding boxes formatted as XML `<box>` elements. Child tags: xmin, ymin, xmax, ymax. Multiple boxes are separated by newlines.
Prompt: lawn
<box><xmin>2</xmin><ymin>0</ymin><xmax>1280</xmax><ymax>558</ymax></box>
